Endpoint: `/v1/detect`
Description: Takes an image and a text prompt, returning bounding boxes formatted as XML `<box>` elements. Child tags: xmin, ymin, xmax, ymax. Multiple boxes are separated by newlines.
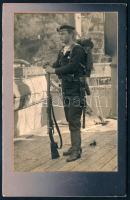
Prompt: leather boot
<box><xmin>63</xmin><ymin>147</ymin><xmax>82</xmax><ymax>156</ymax></box>
<box><xmin>63</xmin><ymin>147</ymin><xmax>73</xmax><ymax>156</ymax></box>
<box><xmin>66</xmin><ymin>149</ymin><xmax>82</xmax><ymax>162</ymax></box>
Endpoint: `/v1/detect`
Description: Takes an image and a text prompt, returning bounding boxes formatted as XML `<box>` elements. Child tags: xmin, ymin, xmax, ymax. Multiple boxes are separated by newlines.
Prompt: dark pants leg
<box><xmin>64</xmin><ymin>101</ymin><xmax>83</xmax><ymax>151</ymax></box>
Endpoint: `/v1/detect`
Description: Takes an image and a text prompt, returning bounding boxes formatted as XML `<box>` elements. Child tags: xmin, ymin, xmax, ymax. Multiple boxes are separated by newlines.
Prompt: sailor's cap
<box><xmin>57</xmin><ymin>24</ymin><xmax>75</xmax><ymax>32</ymax></box>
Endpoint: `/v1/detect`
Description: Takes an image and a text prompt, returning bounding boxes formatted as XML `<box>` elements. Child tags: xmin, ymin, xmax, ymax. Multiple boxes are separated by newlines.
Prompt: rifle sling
<box><xmin>51</xmin><ymin>103</ymin><xmax>63</xmax><ymax>149</ymax></box>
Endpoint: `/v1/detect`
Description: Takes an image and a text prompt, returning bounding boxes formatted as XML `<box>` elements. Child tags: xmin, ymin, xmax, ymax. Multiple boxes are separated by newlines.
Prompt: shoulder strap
<box><xmin>69</xmin><ymin>43</ymin><xmax>82</xmax><ymax>57</ymax></box>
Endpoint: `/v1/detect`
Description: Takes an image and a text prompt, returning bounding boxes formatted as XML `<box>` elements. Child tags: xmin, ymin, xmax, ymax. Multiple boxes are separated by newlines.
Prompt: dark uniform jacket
<box><xmin>53</xmin><ymin>44</ymin><xmax>86</xmax><ymax>97</ymax></box>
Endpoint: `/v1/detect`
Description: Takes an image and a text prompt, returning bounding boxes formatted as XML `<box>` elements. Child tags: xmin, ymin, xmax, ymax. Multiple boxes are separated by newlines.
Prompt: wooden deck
<box><xmin>14</xmin><ymin>119</ymin><xmax>117</xmax><ymax>172</ymax></box>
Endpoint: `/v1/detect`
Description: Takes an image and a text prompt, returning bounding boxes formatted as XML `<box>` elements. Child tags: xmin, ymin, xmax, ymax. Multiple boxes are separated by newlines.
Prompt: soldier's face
<box><xmin>59</xmin><ymin>30</ymin><xmax>72</xmax><ymax>44</ymax></box>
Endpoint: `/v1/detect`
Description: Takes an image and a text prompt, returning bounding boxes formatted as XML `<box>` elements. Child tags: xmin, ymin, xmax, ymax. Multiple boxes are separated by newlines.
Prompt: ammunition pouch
<box><xmin>61</xmin><ymin>74</ymin><xmax>91</xmax><ymax>96</ymax></box>
<box><xmin>61</xmin><ymin>75</ymin><xmax>79</xmax><ymax>96</ymax></box>
<box><xmin>62</xmin><ymin>74</ymin><xmax>79</xmax><ymax>82</ymax></box>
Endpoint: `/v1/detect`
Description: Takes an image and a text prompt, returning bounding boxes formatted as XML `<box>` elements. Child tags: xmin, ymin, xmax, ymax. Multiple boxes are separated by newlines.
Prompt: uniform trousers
<box><xmin>63</xmin><ymin>96</ymin><xmax>83</xmax><ymax>151</ymax></box>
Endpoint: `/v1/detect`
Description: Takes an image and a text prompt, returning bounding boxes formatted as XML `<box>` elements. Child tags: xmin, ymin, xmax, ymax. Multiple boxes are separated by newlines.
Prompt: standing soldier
<box><xmin>46</xmin><ymin>24</ymin><xmax>87</xmax><ymax>162</ymax></box>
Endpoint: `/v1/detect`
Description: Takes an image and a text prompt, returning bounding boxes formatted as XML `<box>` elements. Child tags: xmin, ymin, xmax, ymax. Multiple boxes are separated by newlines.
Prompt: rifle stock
<box><xmin>50</xmin><ymin>142</ymin><xmax>59</xmax><ymax>159</ymax></box>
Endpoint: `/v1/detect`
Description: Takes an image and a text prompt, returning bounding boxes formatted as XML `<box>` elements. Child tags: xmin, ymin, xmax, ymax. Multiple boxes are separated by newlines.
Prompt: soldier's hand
<box><xmin>46</xmin><ymin>66</ymin><xmax>55</xmax><ymax>74</ymax></box>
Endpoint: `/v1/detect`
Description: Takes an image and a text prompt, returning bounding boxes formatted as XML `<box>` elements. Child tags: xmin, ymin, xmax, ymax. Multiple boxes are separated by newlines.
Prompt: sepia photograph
<box><xmin>13</xmin><ymin>12</ymin><xmax>118</xmax><ymax>172</ymax></box>
<box><xmin>2</xmin><ymin>3</ymin><xmax>127</xmax><ymax>197</ymax></box>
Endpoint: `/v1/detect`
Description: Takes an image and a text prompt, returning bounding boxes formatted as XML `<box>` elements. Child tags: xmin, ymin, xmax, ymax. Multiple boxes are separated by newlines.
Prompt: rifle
<box><xmin>80</xmin><ymin>76</ymin><xmax>87</xmax><ymax>129</ymax></box>
<box><xmin>82</xmin><ymin>105</ymin><xmax>86</xmax><ymax>129</ymax></box>
<box><xmin>46</xmin><ymin>73</ymin><xmax>62</xmax><ymax>159</ymax></box>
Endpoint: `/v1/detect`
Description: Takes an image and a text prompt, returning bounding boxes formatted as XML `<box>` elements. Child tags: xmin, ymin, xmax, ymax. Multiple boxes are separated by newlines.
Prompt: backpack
<box><xmin>76</xmin><ymin>38</ymin><xmax>94</xmax><ymax>77</ymax></box>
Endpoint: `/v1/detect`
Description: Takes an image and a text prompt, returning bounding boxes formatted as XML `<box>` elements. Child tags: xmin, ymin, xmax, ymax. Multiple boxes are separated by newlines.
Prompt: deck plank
<box><xmin>14</xmin><ymin>122</ymin><xmax>117</xmax><ymax>172</ymax></box>
<box><xmin>100</xmin><ymin>156</ymin><xmax>117</xmax><ymax>171</ymax></box>
<box><xmin>58</xmin><ymin>140</ymin><xmax>115</xmax><ymax>172</ymax></box>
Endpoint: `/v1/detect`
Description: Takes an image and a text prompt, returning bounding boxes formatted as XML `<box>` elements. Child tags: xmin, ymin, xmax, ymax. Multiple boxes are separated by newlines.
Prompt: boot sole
<box><xmin>63</xmin><ymin>148</ymin><xmax>82</xmax><ymax>157</ymax></box>
<box><xmin>66</xmin><ymin>154</ymin><xmax>81</xmax><ymax>162</ymax></box>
